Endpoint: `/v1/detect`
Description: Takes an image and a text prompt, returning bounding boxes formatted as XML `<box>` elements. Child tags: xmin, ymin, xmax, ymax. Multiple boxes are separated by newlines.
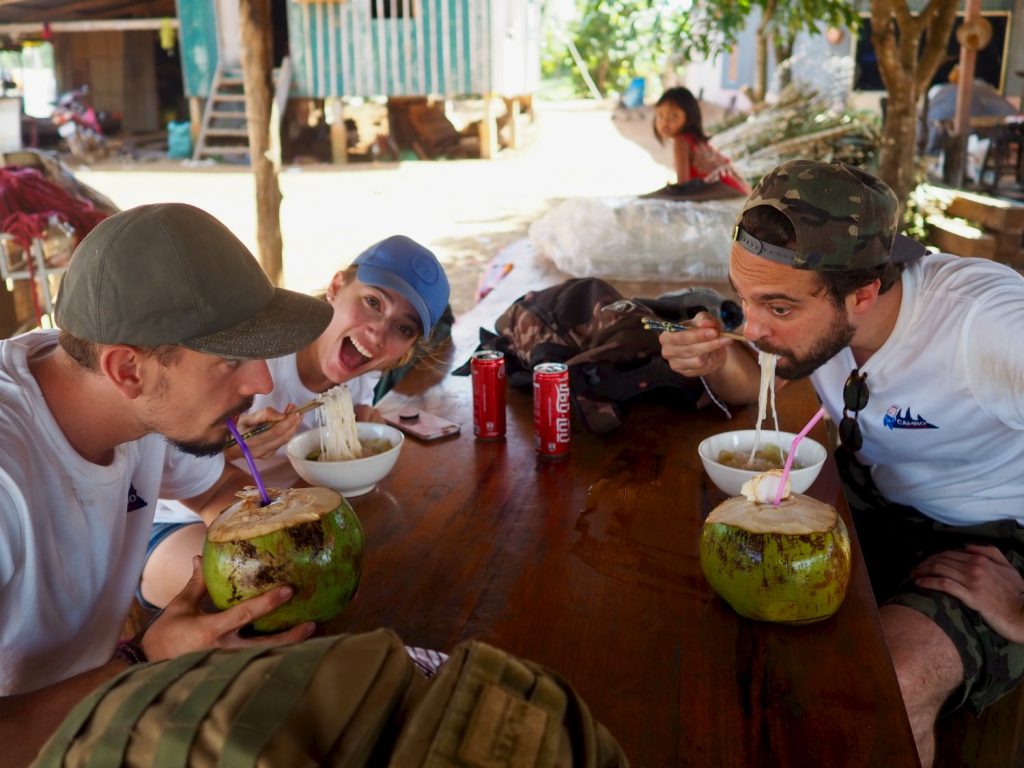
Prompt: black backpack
<box><xmin>456</xmin><ymin>278</ymin><xmax>739</xmax><ymax>433</ymax></box>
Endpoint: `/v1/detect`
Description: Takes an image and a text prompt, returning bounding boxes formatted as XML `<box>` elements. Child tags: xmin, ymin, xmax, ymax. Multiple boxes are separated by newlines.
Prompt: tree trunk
<box><xmin>870</xmin><ymin>0</ymin><xmax>959</xmax><ymax>205</ymax></box>
<box><xmin>751</xmin><ymin>0</ymin><xmax>778</xmax><ymax>103</ymax></box>
<box><xmin>773</xmin><ymin>37</ymin><xmax>794</xmax><ymax>92</ymax></box>
<box><xmin>239</xmin><ymin>0</ymin><xmax>284</xmax><ymax>285</ymax></box>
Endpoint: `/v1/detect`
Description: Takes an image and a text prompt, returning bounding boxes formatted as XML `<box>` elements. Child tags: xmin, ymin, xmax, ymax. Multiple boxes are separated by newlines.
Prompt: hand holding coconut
<box><xmin>139</xmin><ymin>555</ymin><xmax>316</xmax><ymax>661</ymax></box>
<box><xmin>202</xmin><ymin>486</ymin><xmax>364</xmax><ymax>633</ymax></box>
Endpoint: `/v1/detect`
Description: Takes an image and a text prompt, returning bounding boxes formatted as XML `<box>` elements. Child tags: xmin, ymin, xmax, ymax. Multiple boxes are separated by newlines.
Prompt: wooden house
<box><xmin>177</xmin><ymin>0</ymin><xmax>541</xmax><ymax>161</ymax></box>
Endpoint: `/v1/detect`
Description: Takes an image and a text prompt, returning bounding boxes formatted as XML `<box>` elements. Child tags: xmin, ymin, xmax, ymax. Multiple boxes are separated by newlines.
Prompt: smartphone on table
<box><xmin>379</xmin><ymin>406</ymin><xmax>461</xmax><ymax>442</ymax></box>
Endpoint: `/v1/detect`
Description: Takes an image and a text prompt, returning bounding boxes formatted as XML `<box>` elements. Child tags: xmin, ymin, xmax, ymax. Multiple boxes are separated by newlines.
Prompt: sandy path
<box><xmin>76</xmin><ymin>100</ymin><xmax>672</xmax><ymax>318</ymax></box>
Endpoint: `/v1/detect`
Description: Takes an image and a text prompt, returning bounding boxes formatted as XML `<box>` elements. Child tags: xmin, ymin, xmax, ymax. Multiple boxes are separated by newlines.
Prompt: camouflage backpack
<box><xmin>32</xmin><ymin>629</ymin><xmax>629</xmax><ymax>768</ymax></box>
<box><xmin>459</xmin><ymin>278</ymin><xmax>740</xmax><ymax>433</ymax></box>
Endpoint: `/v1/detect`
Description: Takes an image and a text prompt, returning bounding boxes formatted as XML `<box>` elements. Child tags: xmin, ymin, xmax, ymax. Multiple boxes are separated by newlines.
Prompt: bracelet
<box><xmin>114</xmin><ymin>639</ymin><xmax>148</xmax><ymax>667</ymax></box>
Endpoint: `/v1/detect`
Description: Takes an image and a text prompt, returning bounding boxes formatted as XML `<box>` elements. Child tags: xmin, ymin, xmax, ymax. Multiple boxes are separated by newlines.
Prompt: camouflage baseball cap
<box><xmin>733</xmin><ymin>160</ymin><xmax>926</xmax><ymax>270</ymax></box>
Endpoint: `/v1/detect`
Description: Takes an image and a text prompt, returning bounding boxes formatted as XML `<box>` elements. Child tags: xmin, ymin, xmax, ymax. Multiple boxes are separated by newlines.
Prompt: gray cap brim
<box><xmin>180</xmin><ymin>288</ymin><xmax>333</xmax><ymax>359</ymax></box>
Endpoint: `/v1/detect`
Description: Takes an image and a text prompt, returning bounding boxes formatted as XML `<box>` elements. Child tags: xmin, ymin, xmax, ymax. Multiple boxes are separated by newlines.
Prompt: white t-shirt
<box><xmin>810</xmin><ymin>253</ymin><xmax>1024</xmax><ymax>526</ymax></box>
<box><xmin>0</xmin><ymin>331</ymin><xmax>224</xmax><ymax>694</ymax></box>
<box><xmin>154</xmin><ymin>354</ymin><xmax>379</xmax><ymax>525</ymax></box>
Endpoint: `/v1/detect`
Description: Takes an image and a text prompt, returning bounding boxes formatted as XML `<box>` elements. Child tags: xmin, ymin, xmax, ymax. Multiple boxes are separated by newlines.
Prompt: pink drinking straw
<box><xmin>226</xmin><ymin>417</ymin><xmax>272</xmax><ymax>506</ymax></box>
<box><xmin>772</xmin><ymin>405</ymin><xmax>827</xmax><ymax>506</ymax></box>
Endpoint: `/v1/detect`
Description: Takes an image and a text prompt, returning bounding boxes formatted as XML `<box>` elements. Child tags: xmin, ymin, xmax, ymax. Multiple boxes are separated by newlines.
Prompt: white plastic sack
<box><xmin>528</xmin><ymin>197</ymin><xmax>741</xmax><ymax>281</ymax></box>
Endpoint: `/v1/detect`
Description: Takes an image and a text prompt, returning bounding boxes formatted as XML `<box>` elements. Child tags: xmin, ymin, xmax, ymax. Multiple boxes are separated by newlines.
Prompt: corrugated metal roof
<box><xmin>0</xmin><ymin>0</ymin><xmax>176</xmax><ymax>24</ymax></box>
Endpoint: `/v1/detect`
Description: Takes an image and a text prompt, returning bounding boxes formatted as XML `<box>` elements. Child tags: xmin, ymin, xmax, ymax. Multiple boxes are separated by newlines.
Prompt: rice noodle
<box><xmin>748</xmin><ymin>351</ymin><xmax>781</xmax><ymax>465</ymax></box>
<box><xmin>317</xmin><ymin>386</ymin><xmax>363</xmax><ymax>461</ymax></box>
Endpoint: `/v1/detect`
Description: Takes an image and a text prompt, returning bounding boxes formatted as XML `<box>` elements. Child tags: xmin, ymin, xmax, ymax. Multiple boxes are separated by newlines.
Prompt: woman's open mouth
<box><xmin>339</xmin><ymin>336</ymin><xmax>373</xmax><ymax>370</ymax></box>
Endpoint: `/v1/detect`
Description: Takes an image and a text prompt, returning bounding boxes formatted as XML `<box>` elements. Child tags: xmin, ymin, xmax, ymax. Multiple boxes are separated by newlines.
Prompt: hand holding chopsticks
<box><xmin>641</xmin><ymin>317</ymin><xmax>747</xmax><ymax>342</ymax></box>
<box><xmin>224</xmin><ymin>398</ymin><xmax>323</xmax><ymax>449</ymax></box>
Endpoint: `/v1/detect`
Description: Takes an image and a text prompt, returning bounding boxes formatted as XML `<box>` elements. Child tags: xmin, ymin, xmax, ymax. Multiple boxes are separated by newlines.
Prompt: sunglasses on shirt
<box><xmin>839</xmin><ymin>369</ymin><xmax>869</xmax><ymax>452</ymax></box>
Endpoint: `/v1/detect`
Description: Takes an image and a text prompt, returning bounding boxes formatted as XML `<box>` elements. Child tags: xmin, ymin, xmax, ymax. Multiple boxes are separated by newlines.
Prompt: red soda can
<box><xmin>471</xmin><ymin>350</ymin><xmax>506</xmax><ymax>440</ymax></box>
<box><xmin>533</xmin><ymin>362</ymin><xmax>570</xmax><ymax>460</ymax></box>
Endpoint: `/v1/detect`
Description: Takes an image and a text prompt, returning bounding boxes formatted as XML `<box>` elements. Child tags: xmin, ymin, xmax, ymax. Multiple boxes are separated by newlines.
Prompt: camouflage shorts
<box><xmin>837</xmin><ymin>447</ymin><xmax>1024</xmax><ymax>714</ymax></box>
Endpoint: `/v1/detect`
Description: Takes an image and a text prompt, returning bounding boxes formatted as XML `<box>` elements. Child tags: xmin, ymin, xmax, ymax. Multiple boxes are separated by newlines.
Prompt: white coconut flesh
<box><xmin>706</xmin><ymin>493</ymin><xmax>838</xmax><ymax>535</ymax></box>
<box><xmin>207</xmin><ymin>486</ymin><xmax>343</xmax><ymax>543</ymax></box>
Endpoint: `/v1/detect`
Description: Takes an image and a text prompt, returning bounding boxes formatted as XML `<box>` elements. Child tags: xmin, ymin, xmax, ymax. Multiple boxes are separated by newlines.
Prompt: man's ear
<box><xmin>848</xmin><ymin>279</ymin><xmax>882</xmax><ymax>317</ymax></box>
<box><xmin>98</xmin><ymin>346</ymin><xmax>146</xmax><ymax>400</ymax></box>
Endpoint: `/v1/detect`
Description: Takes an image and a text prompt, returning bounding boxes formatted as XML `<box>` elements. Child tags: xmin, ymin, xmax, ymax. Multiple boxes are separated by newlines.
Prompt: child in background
<box><xmin>642</xmin><ymin>86</ymin><xmax>750</xmax><ymax>201</ymax></box>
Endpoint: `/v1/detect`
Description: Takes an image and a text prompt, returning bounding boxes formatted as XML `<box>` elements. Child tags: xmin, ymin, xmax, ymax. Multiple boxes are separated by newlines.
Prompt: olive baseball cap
<box><xmin>54</xmin><ymin>203</ymin><xmax>333</xmax><ymax>358</ymax></box>
<box><xmin>353</xmin><ymin>235</ymin><xmax>450</xmax><ymax>337</ymax></box>
<box><xmin>733</xmin><ymin>160</ymin><xmax>926</xmax><ymax>270</ymax></box>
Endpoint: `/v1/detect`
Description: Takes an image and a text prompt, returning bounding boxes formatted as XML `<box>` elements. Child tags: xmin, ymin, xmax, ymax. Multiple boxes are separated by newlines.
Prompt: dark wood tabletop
<box><xmin>321</xmin><ymin>243</ymin><xmax>921</xmax><ymax>767</ymax></box>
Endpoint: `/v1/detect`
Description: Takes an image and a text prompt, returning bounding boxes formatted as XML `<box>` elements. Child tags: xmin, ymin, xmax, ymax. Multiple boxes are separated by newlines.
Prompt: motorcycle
<box><xmin>51</xmin><ymin>85</ymin><xmax>107</xmax><ymax>163</ymax></box>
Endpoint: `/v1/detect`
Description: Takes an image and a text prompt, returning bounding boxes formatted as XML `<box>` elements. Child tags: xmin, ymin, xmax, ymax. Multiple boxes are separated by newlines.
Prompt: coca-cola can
<box><xmin>533</xmin><ymin>362</ymin><xmax>570</xmax><ymax>460</ymax></box>
<box><xmin>471</xmin><ymin>350</ymin><xmax>506</xmax><ymax>440</ymax></box>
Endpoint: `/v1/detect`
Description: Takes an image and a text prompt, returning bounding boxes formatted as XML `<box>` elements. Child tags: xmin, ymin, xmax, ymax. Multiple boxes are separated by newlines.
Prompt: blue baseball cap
<box><xmin>353</xmin><ymin>235</ymin><xmax>450</xmax><ymax>337</ymax></box>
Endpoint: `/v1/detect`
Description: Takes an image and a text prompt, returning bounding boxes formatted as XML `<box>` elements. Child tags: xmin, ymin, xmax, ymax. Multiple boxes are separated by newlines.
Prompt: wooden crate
<box><xmin>944</xmin><ymin>191</ymin><xmax>1024</xmax><ymax>267</ymax></box>
<box><xmin>927</xmin><ymin>216</ymin><xmax>996</xmax><ymax>259</ymax></box>
<box><xmin>947</xmin><ymin>192</ymin><xmax>1024</xmax><ymax>233</ymax></box>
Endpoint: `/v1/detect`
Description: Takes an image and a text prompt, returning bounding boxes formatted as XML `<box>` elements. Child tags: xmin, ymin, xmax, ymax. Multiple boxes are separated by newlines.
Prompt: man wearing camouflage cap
<box><xmin>660</xmin><ymin>159</ymin><xmax>1024</xmax><ymax>766</ymax></box>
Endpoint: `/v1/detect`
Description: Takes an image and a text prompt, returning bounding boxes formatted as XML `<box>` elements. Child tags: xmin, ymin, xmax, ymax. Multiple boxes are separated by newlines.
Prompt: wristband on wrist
<box><xmin>114</xmin><ymin>639</ymin><xmax>148</xmax><ymax>667</ymax></box>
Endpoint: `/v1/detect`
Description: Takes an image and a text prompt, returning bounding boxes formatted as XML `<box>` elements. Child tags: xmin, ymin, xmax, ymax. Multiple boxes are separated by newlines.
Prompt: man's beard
<box><xmin>759</xmin><ymin>310</ymin><xmax>855</xmax><ymax>380</ymax></box>
<box><xmin>168</xmin><ymin>397</ymin><xmax>255</xmax><ymax>457</ymax></box>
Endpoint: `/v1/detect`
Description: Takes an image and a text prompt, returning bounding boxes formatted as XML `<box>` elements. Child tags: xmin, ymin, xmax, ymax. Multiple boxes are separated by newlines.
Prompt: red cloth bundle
<box><xmin>0</xmin><ymin>166</ymin><xmax>108</xmax><ymax>248</ymax></box>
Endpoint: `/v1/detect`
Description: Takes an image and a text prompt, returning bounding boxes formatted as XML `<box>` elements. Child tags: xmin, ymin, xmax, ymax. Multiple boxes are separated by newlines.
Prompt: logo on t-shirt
<box><xmin>883</xmin><ymin>405</ymin><xmax>938</xmax><ymax>431</ymax></box>
<box><xmin>126</xmin><ymin>483</ymin><xmax>148</xmax><ymax>512</ymax></box>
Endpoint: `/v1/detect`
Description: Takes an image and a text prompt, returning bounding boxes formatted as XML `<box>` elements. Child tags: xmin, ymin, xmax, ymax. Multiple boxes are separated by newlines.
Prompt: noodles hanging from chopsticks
<box><xmin>748</xmin><ymin>351</ymin><xmax>781</xmax><ymax>465</ymax></box>
<box><xmin>318</xmin><ymin>386</ymin><xmax>363</xmax><ymax>461</ymax></box>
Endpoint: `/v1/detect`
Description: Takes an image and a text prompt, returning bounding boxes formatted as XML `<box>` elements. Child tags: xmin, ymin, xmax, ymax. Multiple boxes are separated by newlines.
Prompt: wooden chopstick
<box><xmin>641</xmin><ymin>317</ymin><xmax>747</xmax><ymax>342</ymax></box>
<box><xmin>224</xmin><ymin>398</ymin><xmax>323</xmax><ymax>448</ymax></box>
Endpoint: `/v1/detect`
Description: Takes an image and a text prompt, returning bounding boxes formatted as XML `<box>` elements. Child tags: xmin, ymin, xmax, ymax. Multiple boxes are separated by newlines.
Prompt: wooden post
<box><xmin>504</xmin><ymin>96</ymin><xmax>521</xmax><ymax>150</ymax></box>
<box><xmin>326</xmin><ymin>97</ymin><xmax>348</xmax><ymax>164</ymax></box>
<box><xmin>188</xmin><ymin>97</ymin><xmax>203</xmax><ymax>148</ymax></box>
<box><xmin>479</xmin><ymin>93</ymin><xmax>498</xmax><ymax>160</ymax></box>
<box><xmin>948</xmin><ymin>0</ymin><xmax>984</xmax><ymax>188</ymax></box>
<box><xmin>239</xmin><ymin>0</ymin><xmax>283</xmax><ymax>285</ymax></box>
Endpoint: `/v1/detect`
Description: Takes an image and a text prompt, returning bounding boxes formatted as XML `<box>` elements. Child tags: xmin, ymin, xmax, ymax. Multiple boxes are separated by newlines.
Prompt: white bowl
<box><xmin>286</xmin><ymin>423</ymin><xmax>404</xmax><ymax>497</ymax></box>
<box><xmin>698</xmin><ymin>429</ymin><xmax>827</xmax><ymax>497</ymax></box>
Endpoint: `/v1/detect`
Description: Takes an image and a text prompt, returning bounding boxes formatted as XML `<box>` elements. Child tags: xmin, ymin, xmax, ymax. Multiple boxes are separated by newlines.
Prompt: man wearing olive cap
<box><xmin>660</xmin><ymin>160</ymin><xmax>1024</xmax><ymax>766</ymax></box>
<box><xmin>0</xmin><ymin>203</ymin><xmax>333</xmax><ymax>763</ymax></box>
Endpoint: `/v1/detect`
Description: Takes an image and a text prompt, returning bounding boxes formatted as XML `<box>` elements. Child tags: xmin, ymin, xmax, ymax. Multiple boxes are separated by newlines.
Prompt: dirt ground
<box><xmin>74</xmin><ymin>99</ymin><xmax>676</xmax><ymax>319</ymax></box>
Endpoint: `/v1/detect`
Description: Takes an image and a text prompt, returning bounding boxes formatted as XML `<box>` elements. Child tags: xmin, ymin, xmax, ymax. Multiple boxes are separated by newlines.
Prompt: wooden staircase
<box><xmin>192</xmin><ymin>64</ymin><xmax>251</xmax><ymax>162</ymax></box>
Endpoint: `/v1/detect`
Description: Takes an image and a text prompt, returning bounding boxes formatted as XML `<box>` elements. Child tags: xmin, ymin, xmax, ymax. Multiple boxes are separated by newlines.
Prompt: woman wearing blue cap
<box><xmin>140</xmin><ymin>235</ymin><xmax>451</xmax><ymax>609</ymax></box>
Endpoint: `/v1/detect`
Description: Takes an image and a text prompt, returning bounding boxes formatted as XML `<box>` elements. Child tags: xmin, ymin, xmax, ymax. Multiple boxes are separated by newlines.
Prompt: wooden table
<box><xmin>322</xmin><ymin>242</ymin><xmax>920</xmax><ymax>766</ymax></box>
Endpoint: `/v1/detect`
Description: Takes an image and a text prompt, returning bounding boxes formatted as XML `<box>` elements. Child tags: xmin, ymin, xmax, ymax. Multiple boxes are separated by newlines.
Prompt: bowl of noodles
<box><xmin>286</xmin><ymin>386</ymin><xmax>405</xmax><ymax>496</ymax></box>
<box><xmin>698</xmin><ymin>430</ymin><xmax>827</xmax><ymax>497</ymax></box>
<box><xmin>286</xmin><ymin>423</ymin><xmax>404</xmax><ymax>497</ymax></box>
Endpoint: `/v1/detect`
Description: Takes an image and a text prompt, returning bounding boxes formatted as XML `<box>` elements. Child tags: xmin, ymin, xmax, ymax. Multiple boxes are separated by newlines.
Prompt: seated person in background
<box><xmin>641</xmin><ymin>86</ymin><xmax>751</xmax><ymax>201</ymax></box>
<box><xmin>922</xmin><ymin>64</ymin><xmax>1019</xmax><ymax>155</ymax></box>
<box><xmin>0</xmin><ymin>203</ymin><xmax>334</xmax><ymax>765</ymax></box>
<box><xmin>140</xmin><ymin>235</ymin><xmax>451</xmax><ymax>611</ymax></box>
<box><xmin>658</xmin><ymin>159</ymin><xmax>1024</xmax><ymax>767</ymax></box>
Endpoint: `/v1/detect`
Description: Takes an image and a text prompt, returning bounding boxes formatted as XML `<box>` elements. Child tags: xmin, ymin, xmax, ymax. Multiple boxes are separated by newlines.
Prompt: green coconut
<box><xmin>203</xmin><ymin>486</ymin><xmax>364</xmax><ymax>633</ymax></box>
<box><xmin>699</xmin><ymin>475</ymin><xmax>851</xmax><ymax>625</ymax></box>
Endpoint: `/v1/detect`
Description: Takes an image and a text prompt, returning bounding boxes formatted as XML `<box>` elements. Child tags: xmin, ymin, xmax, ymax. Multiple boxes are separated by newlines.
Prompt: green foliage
<box><xmin>543</xmin><ymin>0</ymin><xmax>684</xmax><ymax>96</ymax></box>
<box><xmin>542</xmin><ymin>0</ymin><xmax>865</xmax><ymax>98</ymax></box>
